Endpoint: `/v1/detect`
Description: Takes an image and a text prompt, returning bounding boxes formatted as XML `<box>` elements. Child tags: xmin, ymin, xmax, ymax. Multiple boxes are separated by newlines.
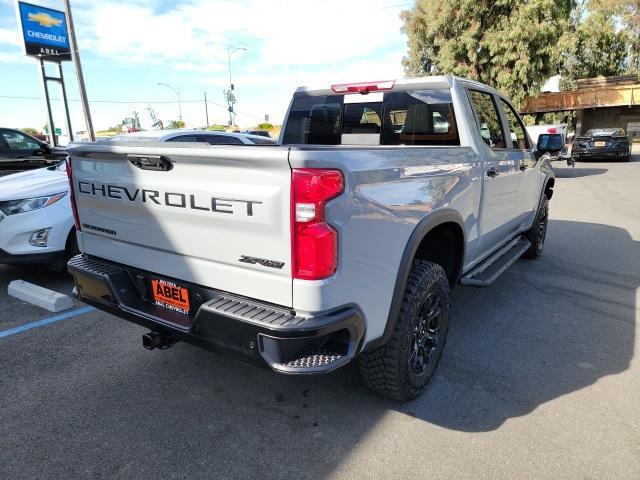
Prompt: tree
<box><xmin>557</xmin><ymin>7</ymin><xmax>627</xmax><ymax>87</ymax></box>
<box><xmin>20</xmin><ymin>127</ymin><xmax>40</xmax><ymax>136</ymax></box>
<box><xmin>167</xmin><ymin>120</ymin><xmax>185</xmax><ymax>129</ymax></box>
<box><xmin>589</xmin><ymin>0</ymin><xmax>640</xmax><ymax>73</ymax></box>
<box><xmin>401</xmin><ymin>0</ymin><xmax>574</xmax><ymax>105</ymax></box>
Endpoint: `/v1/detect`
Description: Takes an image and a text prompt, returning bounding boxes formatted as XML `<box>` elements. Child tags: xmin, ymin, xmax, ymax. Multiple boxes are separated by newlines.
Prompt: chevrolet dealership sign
<box><xmin>16</xmin><ymin>2</ymin><xmax>71</xmax><ymax>61</ymax></box>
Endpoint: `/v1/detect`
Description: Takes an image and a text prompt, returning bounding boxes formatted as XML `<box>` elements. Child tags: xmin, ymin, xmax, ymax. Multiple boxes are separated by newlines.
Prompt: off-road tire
<box><xmin>523</xmin><ymin>197</ymin><xmax>549</xmax><ymax>259</ymax></box>
<box><xmin>358</xmin><ymin>260</ymin><xmax>450</xmax><ymax>402</ymax></box>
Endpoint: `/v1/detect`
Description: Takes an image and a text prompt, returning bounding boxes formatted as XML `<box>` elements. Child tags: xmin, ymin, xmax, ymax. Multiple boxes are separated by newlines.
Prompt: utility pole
<box><xmin>204</xmin><ymin>91</ymin><xmax>209</xmax><ymax>127</ymax></box>
<box><xmin>64</xmin><ymin>0</ymin><xmax>94</xmax><ymax>141</ymax></box>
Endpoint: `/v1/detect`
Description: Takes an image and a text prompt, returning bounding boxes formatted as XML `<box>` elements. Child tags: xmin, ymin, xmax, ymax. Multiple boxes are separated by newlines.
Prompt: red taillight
<box><xmin>65</xmin><ymin>156</ymin><xmax>81</xmax><ymax>231</ymax></box>
<box><xmin>291</xmin><ymin>169</ymin><xmax>343</xmax><ymax>280</ymax></box>
<box><xmin>331</xmin><ymin>80</ymin><xmax>395</xmax><ymax>94</ymax></box>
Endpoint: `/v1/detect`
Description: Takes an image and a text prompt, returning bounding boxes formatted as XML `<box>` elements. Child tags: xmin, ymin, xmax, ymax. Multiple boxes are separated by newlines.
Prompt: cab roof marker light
<box><xmin>331</xmin><ymin>80</ymin><xmax>395</xmax><ymax>94</ymax></box>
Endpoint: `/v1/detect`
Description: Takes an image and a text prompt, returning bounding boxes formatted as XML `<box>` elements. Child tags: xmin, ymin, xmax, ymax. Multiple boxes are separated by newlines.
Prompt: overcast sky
<box><xmin>0</xmin><ymin>0</ymin><xmax>410</xmax><ymax>133</ymax></box>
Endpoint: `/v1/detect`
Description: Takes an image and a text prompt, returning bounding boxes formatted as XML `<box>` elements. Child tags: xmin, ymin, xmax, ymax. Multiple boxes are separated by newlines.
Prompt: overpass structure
<box><xmin>520</xmin><ymin>75</ymin><xmax>640</xmax><ymax>139</ymax></box>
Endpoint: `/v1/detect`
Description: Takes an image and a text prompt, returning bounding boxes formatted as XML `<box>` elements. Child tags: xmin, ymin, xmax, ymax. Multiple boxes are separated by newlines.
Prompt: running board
<box><xmin>460</xmin><ymin>237</ymin><xmax>531</xmax><ymax>287</ymax></box>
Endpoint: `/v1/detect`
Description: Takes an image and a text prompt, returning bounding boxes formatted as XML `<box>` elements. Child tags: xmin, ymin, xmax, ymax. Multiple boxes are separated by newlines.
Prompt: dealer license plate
<box><xmin>150</xmin><ymin>278</ymin><xmax>191</xmax><ymax>315</ymax></box>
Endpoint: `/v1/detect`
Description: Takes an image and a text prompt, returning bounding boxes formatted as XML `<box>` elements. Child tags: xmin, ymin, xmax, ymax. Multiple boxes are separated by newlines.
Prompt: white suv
<box><xmin>0</xmin><ymin>161</ymin><xmax>76</xmax><ymax>269</ymax></box>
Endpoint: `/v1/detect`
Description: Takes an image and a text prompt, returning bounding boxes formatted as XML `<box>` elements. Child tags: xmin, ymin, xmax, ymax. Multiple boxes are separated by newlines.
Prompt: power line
<box><xmin>0</xmin><ymin>94</ymin><xmax>208</xmax><ymax>104</ymax></box>
<box><xmin>0</xmin><ymin>94</ymin><xmax>266</xmax><ymax>119</ymax></box>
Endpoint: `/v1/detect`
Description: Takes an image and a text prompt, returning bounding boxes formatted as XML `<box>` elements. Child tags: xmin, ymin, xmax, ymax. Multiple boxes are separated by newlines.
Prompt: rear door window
<box><xmin>468</xmin><ymin>90</ymin><xmax>505</xmax><ymax>149</ymax></box>
<box><xmin>381</xmin><ymin>90</ymin><xmax>459</xmax><ymax>145</ymax></box>
<box><xmin>500</xmin><ymin>98</ymin><xmax>530</xmax><ymax>149</ymax></box>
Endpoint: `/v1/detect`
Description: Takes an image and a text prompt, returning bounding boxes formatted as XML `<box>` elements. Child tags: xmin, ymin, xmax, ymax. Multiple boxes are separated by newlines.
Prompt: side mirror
<box><xmin>536</xmin><ymin>134</ymin><xmax>564</xmax><ymax>155</ymax></box>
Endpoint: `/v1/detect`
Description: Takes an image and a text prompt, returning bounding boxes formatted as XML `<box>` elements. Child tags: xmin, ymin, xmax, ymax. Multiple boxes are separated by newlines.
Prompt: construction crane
<box><xmin>121</xmin><ymin>111</ymin><xmax>141</xmax><ymax>133</ymax></box>
<box><xmin>147</xmin><ymin>106</ymin><xmax>163</xmax><ymax>130</ymax></box>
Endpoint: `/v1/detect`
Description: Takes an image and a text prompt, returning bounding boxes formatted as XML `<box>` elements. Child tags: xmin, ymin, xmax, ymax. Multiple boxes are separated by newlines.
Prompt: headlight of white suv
<box><xmin>0</xmin><ymin>192</ymin><xmax>67</xmax><ymax>217</ymax></box>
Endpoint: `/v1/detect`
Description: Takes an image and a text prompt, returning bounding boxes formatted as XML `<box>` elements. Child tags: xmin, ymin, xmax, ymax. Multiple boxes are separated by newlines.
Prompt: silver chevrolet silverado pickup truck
<box><xmin>67</xmin><ymin>76</ymin><xmax>554</xmax><ymax>401</ymax></box>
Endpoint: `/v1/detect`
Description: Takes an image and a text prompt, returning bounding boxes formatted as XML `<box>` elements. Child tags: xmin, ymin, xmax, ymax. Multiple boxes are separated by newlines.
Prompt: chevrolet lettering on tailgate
<box><xmin>77</xmin><ymin>181</ymin><xmax>262</xmax><ymax>216</ymax></box>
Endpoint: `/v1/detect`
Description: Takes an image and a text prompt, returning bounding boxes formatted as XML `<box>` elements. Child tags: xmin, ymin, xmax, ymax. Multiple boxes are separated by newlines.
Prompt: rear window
<box><xmin>281</xmin><ymin>89</ymin><xmax>459</xmax><ymax>146</ymax></box>
<box><xmin>586</xmin><ymin>129</ymin><xmax>619</xmax><ymax>137</ymax></box>
<box><xmin>343</xmin><ymin>103</ymin><xmax>382</xmax><ymax>134</ymax></box>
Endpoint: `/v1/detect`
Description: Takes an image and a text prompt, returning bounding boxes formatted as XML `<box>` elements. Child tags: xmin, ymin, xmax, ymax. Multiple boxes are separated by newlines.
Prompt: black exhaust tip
<box><xmin>142</xmin><ymin>331</ymin><xmax>175</xmax><ymax>350</ymax></box>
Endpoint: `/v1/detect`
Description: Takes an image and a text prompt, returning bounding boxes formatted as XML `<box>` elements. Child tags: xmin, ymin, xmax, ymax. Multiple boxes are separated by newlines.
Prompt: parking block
<box><xmin>8</xmin><ymin>280</ymin><xmax>73</xmax><ymax>313</ymax></box>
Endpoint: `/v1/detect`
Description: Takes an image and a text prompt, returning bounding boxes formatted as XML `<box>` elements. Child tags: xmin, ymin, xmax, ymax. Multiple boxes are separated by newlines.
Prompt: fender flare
<box><xmin>537</xmin><ymin>173</ymin><xmax>555</xmax><ymax>211</ymax></box>
<box><xmin>364</xmin><ymin>209</ymin><xmax>466</xmax><ymax>351</ymax></box>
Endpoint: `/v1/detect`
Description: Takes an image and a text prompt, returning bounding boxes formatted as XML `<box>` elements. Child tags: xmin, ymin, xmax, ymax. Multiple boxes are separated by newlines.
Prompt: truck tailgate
<box><xmin>69</xmin><ymin>143</ymin><xmax>293</xmax><ymax>307</ymax></box>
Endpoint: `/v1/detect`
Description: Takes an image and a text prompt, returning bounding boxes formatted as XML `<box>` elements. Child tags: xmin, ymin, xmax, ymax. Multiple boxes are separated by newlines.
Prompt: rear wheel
<box><xmin>523</xmin><ymin>198</ymin><xmax>549</xmax><ymax>259</ymax></box>
<box><xmin>358</xmin><ymin>260</ymin><xmax>450</xmax><ymax>401</ymax></box>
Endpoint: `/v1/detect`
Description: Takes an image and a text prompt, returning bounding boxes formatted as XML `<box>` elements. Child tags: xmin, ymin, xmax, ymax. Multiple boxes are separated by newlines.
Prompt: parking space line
<box><xmin>0</xmin><ymin>306</ymin><xmax>95</xmax><ymax>339</ymax></box>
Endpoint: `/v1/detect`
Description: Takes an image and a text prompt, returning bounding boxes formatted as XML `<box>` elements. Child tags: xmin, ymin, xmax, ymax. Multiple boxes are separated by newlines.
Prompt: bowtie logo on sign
<box><xmin>27</xmin><ymin>12</ymin><xmax>62</xmax><ymax>28</ymax></box>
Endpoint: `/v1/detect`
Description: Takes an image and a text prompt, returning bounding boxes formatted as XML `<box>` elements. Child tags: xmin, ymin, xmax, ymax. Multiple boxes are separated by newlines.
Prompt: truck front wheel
<box><xmin>358</xmin><ymin>260</ymin><xmax>450</xmax><ymax>401</ymax></box>
<box><xmin>523</xmin><ymin>197</ymin><xmax>549</xmax><ymax>259</ymax></box>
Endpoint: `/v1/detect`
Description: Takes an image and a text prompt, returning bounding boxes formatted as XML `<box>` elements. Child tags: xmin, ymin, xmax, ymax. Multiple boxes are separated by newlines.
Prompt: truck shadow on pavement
<box><xmin>407</xmin><ymin>218</ymin><xmax>637</xmax><ymax>431</ymax></box>
<box><xmin>0</xmin><ymin>220</ymin><xmax>636</xmax><ymax>479</ymax></box>
<box><xmin>554</xmin><ymin>167</ymin><xmax>607</xmax><ymax>178</ymax></box>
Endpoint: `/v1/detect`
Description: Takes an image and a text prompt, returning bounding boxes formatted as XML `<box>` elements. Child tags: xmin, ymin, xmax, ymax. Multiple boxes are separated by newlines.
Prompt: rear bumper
<box><xmin>572</xmin><ymin>148</ymin><xmax>629</xmax><ymax>159</ymax></box>
<box><xmin>68</xmin><ymin>254</ymin><xmax>365</xmax><ymax>374</ymax></box>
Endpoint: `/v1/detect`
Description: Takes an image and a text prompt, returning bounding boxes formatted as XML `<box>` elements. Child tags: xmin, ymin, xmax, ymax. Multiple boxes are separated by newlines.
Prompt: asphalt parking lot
<box><xmin>1</xmin><ymin>149</ymin><xmax>639</xmax><ymax>479</ymax></box>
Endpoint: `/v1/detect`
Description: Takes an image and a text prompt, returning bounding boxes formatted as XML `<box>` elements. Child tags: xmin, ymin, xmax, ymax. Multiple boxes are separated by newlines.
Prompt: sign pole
<box><xmin>63</xmin><ymin>0</ymin><xmax>94</xmax><ymax>141</ymax></box>
<box><xmin>57</xmin><ymin>63</ymin><xmax>74</xmax><ymax>142</ymax></box>
<box><xmin>38</xmin><ymin>57</ymin><xmax>57</xmax><ymax>146</ymax></box>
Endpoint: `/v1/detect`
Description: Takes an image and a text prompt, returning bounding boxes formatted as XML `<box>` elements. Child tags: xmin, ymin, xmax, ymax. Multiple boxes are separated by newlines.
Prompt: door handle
<box><xmin>487</xmin><ymin>167</ymin><xmax>499</xmax><ymax>178</ymax></box>
<box><xmin>519</xmin><ymin>163</ymin><xmax>527</xmax><ymax>171</ymax></box>
<box><xmin>13</xmin><ymin>154</ymin><xmax>25</xmax><ymax>159</ymax></box>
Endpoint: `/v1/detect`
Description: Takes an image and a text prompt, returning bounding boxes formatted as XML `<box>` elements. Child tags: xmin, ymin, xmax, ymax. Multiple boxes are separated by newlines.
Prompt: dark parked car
<box><xmin>572</xmin><ymin>128</ymin><xmax>631</xmax><ymax>162</ymax></box>
<box><xmin>0</xmin><ymin>128</ymin><xmax>67</xmax><ymax>176</ymax></box>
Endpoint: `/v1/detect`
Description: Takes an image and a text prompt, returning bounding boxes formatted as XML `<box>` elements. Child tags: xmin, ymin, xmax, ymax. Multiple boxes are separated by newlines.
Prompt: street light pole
<box><xmin>158</xmin><ymin>82</ymin><xmax>182</xmax><ymax>122</ymax></box>
<box><xmin>225</xmin><ymin>45</ymin><xmax>246</xmax><ymax>126</ymax></box>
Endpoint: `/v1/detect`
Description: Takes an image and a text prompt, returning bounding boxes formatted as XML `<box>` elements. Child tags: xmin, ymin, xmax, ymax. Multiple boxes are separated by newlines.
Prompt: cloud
<box><xmin>0</xmin><ymin>27</ymin><xmax>21</xmax><ymax>47</ymax></box>
<box><xmin>0</xmin><ymin>0</ymin><xmax>410</xmax><ymax>129</ymax></box>
<box><xmin>71</xmin><ymin>0</ymin><xmax>406</xmax><ymax>73</ymax></box>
